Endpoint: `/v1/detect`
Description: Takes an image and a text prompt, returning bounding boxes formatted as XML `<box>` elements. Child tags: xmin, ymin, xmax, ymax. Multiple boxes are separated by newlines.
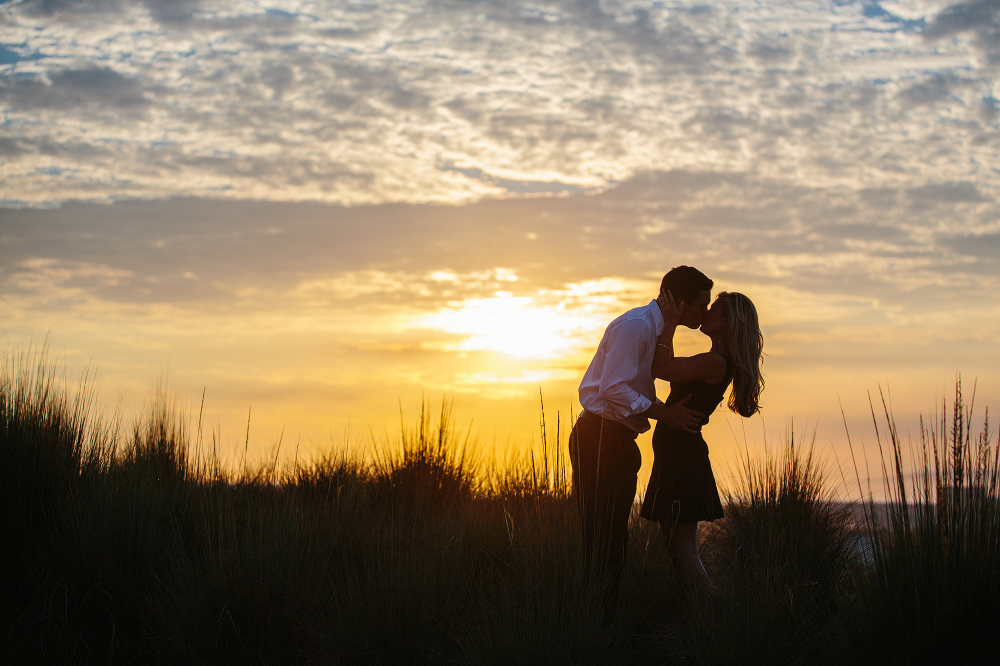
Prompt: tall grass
<box><xmin>683</xmin><ymin>430</ymin><xmax>857</xmax><ymax>664</ymax></box>
<box><xmin>839</xmin><ymin>380</ymin><xmax>1000</xmax><ymax>662</ymax></box>
<box><xmin>486</xmin><ymin>393</ymin><xmax>571</xmax><ymax>502</ymax></box>
<box><xmin>370</xmin><ymin>399</ymin><xmax>479</xmax><ymax>512</ymax></box>
<box><xmin>0</xmin><ymin>353</ymin><xmax>639</xmax><ymax>664</ymax></box>
<box><xmin>3</xmin><ymin>347</ymin><xmax>996</xmax><ymax>664</ymax></box>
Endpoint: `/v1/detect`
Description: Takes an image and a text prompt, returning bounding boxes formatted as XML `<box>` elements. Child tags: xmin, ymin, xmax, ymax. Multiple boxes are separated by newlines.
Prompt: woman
<box><xmin>641</xmin><ymin>291</ymin><xmax>764</xmax><ymax>600</ymax></box>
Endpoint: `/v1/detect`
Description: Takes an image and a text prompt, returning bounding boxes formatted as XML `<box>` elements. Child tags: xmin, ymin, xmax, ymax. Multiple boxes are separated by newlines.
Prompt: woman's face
<box><xmin>700</xmin><ymin>299</ymin><xmax>726</xmax><ymax>337</ymax></box>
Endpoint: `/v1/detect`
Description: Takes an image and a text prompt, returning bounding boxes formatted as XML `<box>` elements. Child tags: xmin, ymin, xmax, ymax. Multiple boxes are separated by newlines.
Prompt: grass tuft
<box><xmin>371</xmin><ymin>398</ymin><xmax>479</xmax><ymax>512</ymax></box>
<box><xmin>839</xmin><ymin>379</ymin><xmax>1000</xmax><ymax>662</ymax></box>
<box><xmin>687</xmin><ymin>428</ymin><xmax>857</xmax><ymax>664</ymax></box>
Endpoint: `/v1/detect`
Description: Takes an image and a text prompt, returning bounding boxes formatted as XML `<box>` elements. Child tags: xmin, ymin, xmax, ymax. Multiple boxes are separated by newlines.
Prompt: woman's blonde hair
<box><xmin>715</xmin><ymin>292</ymin><xmax>764</xmax><ymax>417</ymax></box>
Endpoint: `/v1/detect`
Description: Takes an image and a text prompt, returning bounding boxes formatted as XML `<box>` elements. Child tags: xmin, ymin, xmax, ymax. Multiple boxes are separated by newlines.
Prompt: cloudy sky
<box><xmin>2</xmin><ymin>0</ymin><xmax>999</xmax><ymax>494</ymax></box>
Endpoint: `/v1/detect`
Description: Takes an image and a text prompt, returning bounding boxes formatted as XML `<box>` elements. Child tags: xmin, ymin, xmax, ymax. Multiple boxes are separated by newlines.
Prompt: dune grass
<box><xmin>2</xmin><ymin>349</ymin><xmax>997</xmax><ymax>664</ymax></box>
<box><xmin>835</xmin><ymin>382</ymin><xmax>1000</xmax><ymax>663</ymax></box>
<box><xmin>686</xmin><ymin>430</ymin><xmax>858</xmax><ymax>664</ymax></box>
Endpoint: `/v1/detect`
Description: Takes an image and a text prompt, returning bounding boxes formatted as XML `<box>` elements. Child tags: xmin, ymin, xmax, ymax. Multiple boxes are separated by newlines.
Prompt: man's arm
<box><xmin>595</xmin><ymin>318</ymin><xmax>655</xmax><ymax>421</ymax></box>
<box><xmin>651</xmin><ymin>331</ymin><xmax>676</xmax><ymax>380</ymax></box>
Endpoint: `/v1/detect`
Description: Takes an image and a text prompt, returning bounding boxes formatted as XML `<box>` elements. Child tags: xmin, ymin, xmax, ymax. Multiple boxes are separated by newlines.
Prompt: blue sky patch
<box><xmin>0</xmin><ymin>44</ymin><xmax>45</xmax><ymax>66</ymax></box>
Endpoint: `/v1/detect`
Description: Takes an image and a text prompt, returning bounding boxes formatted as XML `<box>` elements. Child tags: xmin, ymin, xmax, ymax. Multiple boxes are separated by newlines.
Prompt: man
<box><xmin>569</xmin><ymin>266</ymin><xmax>714</xmax><ymax>589</ymax></box>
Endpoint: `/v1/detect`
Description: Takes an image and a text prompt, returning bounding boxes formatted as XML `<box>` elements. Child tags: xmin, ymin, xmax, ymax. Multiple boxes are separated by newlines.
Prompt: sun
<box><xmin>415</xmin><ymin>294</ymin><xmax>592</xmax><ymax>358</ymax></box>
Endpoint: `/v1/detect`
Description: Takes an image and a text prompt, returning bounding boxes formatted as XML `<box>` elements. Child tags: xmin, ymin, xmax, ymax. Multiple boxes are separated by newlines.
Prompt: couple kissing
<box><xmin>569</xmin><ymin>266</ymin><xmax>765</xmax><ymax>602</ymax></box>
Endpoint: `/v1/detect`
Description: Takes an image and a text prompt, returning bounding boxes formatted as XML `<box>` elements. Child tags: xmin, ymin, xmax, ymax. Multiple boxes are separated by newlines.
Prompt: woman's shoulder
<box><xmin>690</xmin><ymin>350</ymin><xmax>727</xmax><ymax>370</ymax></box>
<box><xmin>699</xmin><ymin>351</ymin><xmax>729</xmax><ymax>385</ymax></box>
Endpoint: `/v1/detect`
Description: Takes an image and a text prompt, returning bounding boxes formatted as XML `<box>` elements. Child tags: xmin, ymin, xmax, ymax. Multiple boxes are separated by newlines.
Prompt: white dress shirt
<box><xmin>578</xmin><ymin>299</ymin><xmax>664</xmax><ymax>433</ymax></box>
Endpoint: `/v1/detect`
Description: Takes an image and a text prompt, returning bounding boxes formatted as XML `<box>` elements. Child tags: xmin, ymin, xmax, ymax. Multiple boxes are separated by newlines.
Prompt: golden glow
<box><xmin>415</xmin><ymin>293</ymin><xmax>596</xmax><ymax>358</ymax></box>
<box><xmin>5</xmin><ymin>252</ymin><xmax>996</xmax><ymax>505</ymax></box>
<box><xmin>407</xmin><ymin>273</ymin><xmax>650</xmax><ymax>361</ymax></box>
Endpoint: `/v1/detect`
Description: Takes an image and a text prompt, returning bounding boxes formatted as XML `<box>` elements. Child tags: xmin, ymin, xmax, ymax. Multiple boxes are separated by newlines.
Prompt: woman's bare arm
<box><xmin>652</xmin><ymin>351</ymin><xmax>727</xmax><ymax>384</ymax></box>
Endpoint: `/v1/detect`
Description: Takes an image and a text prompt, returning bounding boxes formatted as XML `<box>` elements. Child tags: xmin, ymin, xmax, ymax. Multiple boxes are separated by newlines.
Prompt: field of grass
<box><xmin>2</xmin><ymin>349</ymin><xmax>997</xmax><ymax>664</ymax></box>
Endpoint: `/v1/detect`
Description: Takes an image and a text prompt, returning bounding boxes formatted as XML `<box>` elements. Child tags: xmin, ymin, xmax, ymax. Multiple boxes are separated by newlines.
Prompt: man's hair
<box><xmin>660</xmin><ymin>266</ymin><xmax>713</xmax><ymax>305</ymax></box>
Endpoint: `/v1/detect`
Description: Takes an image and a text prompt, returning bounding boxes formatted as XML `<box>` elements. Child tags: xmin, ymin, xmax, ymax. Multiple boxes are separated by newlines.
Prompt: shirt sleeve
<box><xmin>597</xmin><ymin>318</ymin><xmax>653</xmax><ymax>419</ymax></box>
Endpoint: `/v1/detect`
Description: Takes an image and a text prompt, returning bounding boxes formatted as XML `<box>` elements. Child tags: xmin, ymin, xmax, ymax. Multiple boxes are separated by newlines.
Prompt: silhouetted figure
<box><xmin>642</xmin><ymin>291</ymin><xmax>765</xmax><ymax>602</ymax></box>
<box><xmin>569</xmin><ymin>266</ymin><xmax>713</xmax><ymax>599</ymax></box>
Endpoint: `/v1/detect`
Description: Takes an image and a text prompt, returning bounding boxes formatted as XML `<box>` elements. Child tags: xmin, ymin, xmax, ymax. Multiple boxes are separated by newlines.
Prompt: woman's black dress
<box><xmin>640</xmin><ymin>358</ymin><xmax>731</xmax><ymax>524</ymax></box>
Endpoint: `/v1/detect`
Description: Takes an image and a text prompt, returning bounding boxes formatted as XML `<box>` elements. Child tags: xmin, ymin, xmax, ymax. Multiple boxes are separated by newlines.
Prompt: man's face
<box><xmin>680</xmin><ymin>290</ymin><xmax>711</xmax><ymax>329</ymax></box>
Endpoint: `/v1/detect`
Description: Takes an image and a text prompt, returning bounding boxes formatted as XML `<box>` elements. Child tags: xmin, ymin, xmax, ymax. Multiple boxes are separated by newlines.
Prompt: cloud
<box><xmin>924</xmin><ymin>0</ymin><xmax>1000</xmax><ymax>37</ymax></box>
<box><xmin>439</xmin><ymin>164</ymin><xmax>591</xmax><ymax>196</ymax></box>
<box><xmin>685</xmin><ymin>107</ymin><xmax>759</xmax><ymax>141</ymax></box>
<box><xmin>748</xmin><ymin>39</ymin><xmax>795</xmax><ymax>64</ymax></box>
<box><xmin>16</xmin><ymin>0</ymin><xmax>125</xmax><ymax>19</ymax></box>
<box><xmin>812</xmin><ymin>222</ymin><xmax>911</xmax><ymax>242</ymax></box>
<box><xmin>0</xmin><ymin>135</ymin><xmax>114</xmax><ymax>161</ymax></box>
<box><xmin>2</xmin><ymin>169</ymin><xmax>997</xmax><ymax>317</ymax></box>
<box><xmin>898</xmin><ymin>72</ymin><xmax>976</xmax><ymax>106</ymax></box>
<box><xmin>925</xmin><ymin>1</ymin><xmax>1000</xmax><ymax>62</ymax></box>
<box><xmin>941</xmin><ymin>231</ymin><xmax>1000</xmax><ymax>257</ymax></box>
<box><xmin>0</xmin><ymin>136</ymin><xmax>29</xmax><ymax>157</ymax></box>
<box><xmin>5</xmin><ymin>257</ymin><xmax>133</xmax><ymax>293</ymax></box>
<box><xmin>15</xmin><ymin>0</ymin><xmax>275</xmax><ymax>29</ymax></box>
<box><xmin>0</xmin><ymin>66</ymin><xmax>149</xmax><ymax>111</ymax></box>
<box><xmin>1</xmin><ymin>0</ymin><xmax>999</xmax><ymax>208</ymax></box>
<box><xmin>142</xmin><ymin>0</ymin><xmax>201</xmax><ymax>26</ymax></box>
<box><xmin>907</xmin><ymin>181</ymin><xmax>991</xmax><ymax>203</ymax></box>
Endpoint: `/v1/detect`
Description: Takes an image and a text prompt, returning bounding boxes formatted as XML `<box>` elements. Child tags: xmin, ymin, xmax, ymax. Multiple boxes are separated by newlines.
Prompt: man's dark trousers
<box><xmin>569</xmin><ymin>410</ymin><xmax>642</xmax><ymax>588</ymax></box>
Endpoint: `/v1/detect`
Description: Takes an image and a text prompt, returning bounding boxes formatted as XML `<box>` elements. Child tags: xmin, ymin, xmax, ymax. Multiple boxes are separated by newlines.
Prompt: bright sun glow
<box><xmin>414</xmin><ymin>294</ymin><xmax>597</xmax><ymax>358</ymax></box>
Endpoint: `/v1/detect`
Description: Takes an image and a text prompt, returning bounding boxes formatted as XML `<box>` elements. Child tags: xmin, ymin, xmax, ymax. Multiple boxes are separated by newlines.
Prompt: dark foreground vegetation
<box><xmin>2</xmin><ymin>350</ymin><xmax>998</xmax><ymax>664</ymax></box>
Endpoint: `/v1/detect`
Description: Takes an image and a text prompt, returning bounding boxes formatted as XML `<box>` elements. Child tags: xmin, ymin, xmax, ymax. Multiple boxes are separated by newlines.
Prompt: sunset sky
<box><xmin>2</xmin><ymin>0</ymin><xmax>999</xmax><ymax>496</ymax></box>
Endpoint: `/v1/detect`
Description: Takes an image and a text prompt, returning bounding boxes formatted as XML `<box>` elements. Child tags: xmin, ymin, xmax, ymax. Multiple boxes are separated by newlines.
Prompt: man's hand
<box><xmin>657</xmin><ymin>288</ymin><xmax>685</xmax><ymax>330</ymax></box>
<box><xmin>660</xmin><ymin>395</ymin><xmax>703</xmax><ymax>433</ymax></box>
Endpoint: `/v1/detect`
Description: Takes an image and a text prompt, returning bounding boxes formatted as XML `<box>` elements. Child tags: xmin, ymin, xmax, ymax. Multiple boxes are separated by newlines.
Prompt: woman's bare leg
<box><xmin>661</xmin><ymin>520</ymin><xmax>710</xmax><ymax>602</ymax></box>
